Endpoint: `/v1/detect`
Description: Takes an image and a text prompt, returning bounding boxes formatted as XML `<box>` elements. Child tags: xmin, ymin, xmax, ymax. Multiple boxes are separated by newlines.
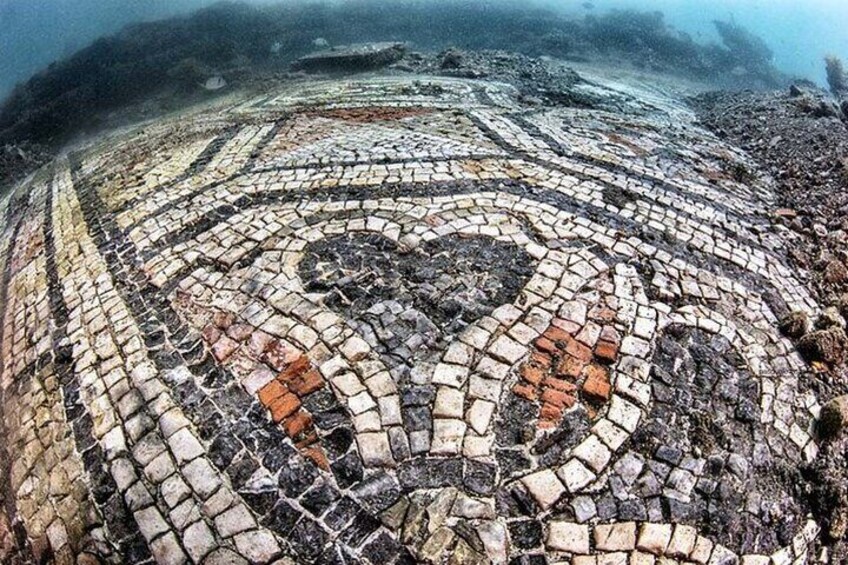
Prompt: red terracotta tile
<box><xmin>541</xmin><ymin>388</ymin><xmax>576</xmax><ymax>409</ymax></box>
<box><xmin>278</xmin><ymin>354</ymin><xmax>310</xmax><ymax>383</ymax></box>
<box><xmin>543</xmin><ymin>377</ymin><xmax>578</xmax><ymax>394</ymax></box>
<box><xmin>284</xmin><ymin>412</ymin><xmax>313</xmax><ymax>439</ymax></box>
<box><xmin>530</xmin><ymin>351</ymin><xmax>553</xmax><ymax>368</ymax></box>
<box><xmin>270</xmin><ymin>393</ymin><xmax>301</xmax><ymax>422</ymax></box>
<box><xmin>566</xmin><ymin>339</ymin><xmax>593</xmax><ymax>363</ymax></box>
<box><xmin>521</xmin><ymin>365</ymin><xmax>545</xmax><ymax>385</ymax></box>
<box><xmin>534</xmin><ymin>336</ymin><xmax>561</xmax><ymax>355</ymax></box>
<box><xmin>539</xmin><ymin>403</ymin><xmax>563</xmax><ymax>424</ymax></box>
<box><xmin>288</xmin><ymin>368</ymin><xmax>323</xmax><ymax>396</ymax></box>
<box><xmin>302</xmin><ymin>446</ymin><xmax>330</xmax><ymax>471</ymax></box>
<box><xmin>543</xmin><ymin>326</ymin><xmax>572</xmax><ymax>345</ymax></box>
<box><xmin>582</xmin><ymin>365</ymin><xmax>611</xmax><ymax>403</ymax></box>
<box><xmin>513</xmin><ymin>383</ymin><xmax>538</xmax><ymax>402</ymax></box>
<box><xmin>258</xmin><ymin>380</ymin><xmax>287</xmax><ymax>406</ymax></box>
<box><xmin>295</xmin><ymin>431</ymin><xmax>319</xmax><ymax>448</ymax></box>
<box><xmin>594</xmin><ymin>340</ymin><xmax>619</xmax><ymax>364</ymax></box>
<box><xmin>556</xmin><ymin>354</ymin><xmax>585</xmax><ymax>379</ymax></box>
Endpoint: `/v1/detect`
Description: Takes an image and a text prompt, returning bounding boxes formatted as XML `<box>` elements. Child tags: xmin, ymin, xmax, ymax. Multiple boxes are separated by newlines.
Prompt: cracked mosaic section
<box><xmin>0</xmin><ymin>74</ymin><xmax>826</xmax><ymax>564</ymax></box>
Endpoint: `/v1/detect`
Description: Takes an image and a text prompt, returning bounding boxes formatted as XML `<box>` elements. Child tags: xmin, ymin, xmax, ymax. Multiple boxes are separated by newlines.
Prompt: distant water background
<box><xmin>2</xmin><ymin>0</ymin><xmax>848</xmax><ymax>100</ymax></box>
<box><xmin>570</xmin><ymin>0</ymin><xmax>848</xmax><ymax>85</ymax></box>
<box><xmin>0</xmin><ymin>0</ymin><xmax>212</xmax><ymax>99</ymax></box>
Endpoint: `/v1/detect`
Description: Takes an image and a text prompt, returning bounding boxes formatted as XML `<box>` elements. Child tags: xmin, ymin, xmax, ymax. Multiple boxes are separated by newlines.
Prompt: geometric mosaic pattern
<box><xmin>0</xmin><ymin>74</ymin><xmax>824</xmax><ymax>564</ymax></box>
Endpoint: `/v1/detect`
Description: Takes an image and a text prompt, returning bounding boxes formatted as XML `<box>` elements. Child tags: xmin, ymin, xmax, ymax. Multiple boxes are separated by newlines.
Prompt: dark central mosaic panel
<box><xmin>300</xmin><ymin>232</ymin><xmax>535</xmax><ymax>366</ymax></box>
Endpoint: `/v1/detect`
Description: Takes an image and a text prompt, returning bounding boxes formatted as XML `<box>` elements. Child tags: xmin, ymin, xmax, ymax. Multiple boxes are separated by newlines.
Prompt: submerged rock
<box><xmin>819</xmin><ymin>395</ymin><xmax>848</xmax><ymax>439</ymax></box>
<box><xmin>797</xmin><ymin>327</ymin><xmax>848</xmax><ymax>366</ymax></box>
<box><xmin>292</xmin><ymin>42</ymin><xmax>406</xmax><ymax>73</ymax></box>
<box><xmin>779</xmin><ymin>311</ymin><xmax>811</xmax><ymax>339</ymax></box>
<box><xmin>816</xmin><ymin>307</ymin><xmax>847</xmax><ymax>330</ymax></box>
<box><xmin>823</xmin><ymin>259</ymin><xmax>848</xmax><ymax>285</ymax></box>
<box><xmin>439</xmin><ymin>49</ymin><xmax>464</xmax><ymax>70</ymax></box>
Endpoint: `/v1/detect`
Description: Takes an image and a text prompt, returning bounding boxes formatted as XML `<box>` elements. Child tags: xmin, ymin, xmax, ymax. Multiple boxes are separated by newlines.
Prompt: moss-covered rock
<box><xmin>779</xmin><ymin>311</ymin><xmax>811</xmax><ymax>339</ymax></box>
<box><xmin>820</xmin><ymin>395</ymin><xmax>848</xmax><ymax>439</ymax></box>
<box><xmin>797</xmin><ymin>327</ymin><xmax>848</xmax><ymax>365</ymax></box>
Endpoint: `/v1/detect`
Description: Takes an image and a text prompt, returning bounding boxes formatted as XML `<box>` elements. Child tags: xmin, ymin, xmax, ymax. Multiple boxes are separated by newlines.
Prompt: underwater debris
<box><xmin>584</xmin><ymin>9</ymin><xmax>701</xmax><ymax>74</ymax></box>
<box><xmin>202</xmin><ymin>76</ymin><xmax>227</xmax><ymax>91</ymax></box>
<box><xmin>825</xmin><ymin>56</ymin><xmax>847</xmax><ymax>93</ymax></box>
<box><xmin>439</xmin><ymin>48</ymin><xmax>464</xmax><ymax>70</ymax></box>
<box><xmin>167</xmin><ymin>57</ymin><xmax>213</xmax><ymax>92</ymax></box>
<box><xmin>292</xmin><ymin>42</ymin><xmax>406</xmax><ymax>73</ymax></box>
<box><xmin>779</xmin><ymin>311</ymin><xmax>812</xmax><ymax>339</ymax></box>
<box><xmin>825</xmin><ymin>56</ymin><xmax>848</xmax><ymax>98</ymax></box>
<box><xmin>0</xmin><ymin>141</ymin><xmax>51</xmax><ymax>193</ymax></box>
<box><xmin>797</xmin><ymin>327</ymin><xmax>847</xmax><ymax>367</ymax></box>
<box><xmin>820</xmin><ymin>396</ymin><xmax>848</xmax><ymax>439</ymax></box>
<box><xmin>576</xmin><ymin>10</ymin><xmax>783</xmax><ymax>87</ymax></box>
<box><xmin>713</xmin><ymin>20</ymin><xmax>773</xmax><ymax>65</ymax></box>
<box><xmin>401</xmin><ymin>49</ymin><xmax>595</xmax><ymax>108</ymax></box>
<box><xmin>695</xmin><ymin>87</ymin><xmax>848</xmax><ymax>337</ymax></box>
<box><xmin>712</xmin><ymin>20</ymin><xmax>781</xmax><ymax>88</ymax></box>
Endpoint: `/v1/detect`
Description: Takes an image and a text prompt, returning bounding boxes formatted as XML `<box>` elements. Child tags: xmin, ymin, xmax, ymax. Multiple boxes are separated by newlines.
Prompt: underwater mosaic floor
<box><xmin>0</xmin><ymin>75</ymin><xmax>825</xmax><ymax>564</ymax></box>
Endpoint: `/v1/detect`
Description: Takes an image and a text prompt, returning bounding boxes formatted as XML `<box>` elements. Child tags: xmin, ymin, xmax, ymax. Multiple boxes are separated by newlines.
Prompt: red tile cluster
<box><xmin>201</xmin><ymin>311</ymin><xmax>329</xmax><ymax>469</ymax></box>
<box><xmin>513</xmin><ymin>314</ymin><xmax>621</xmax><ymax>429</ymax></box>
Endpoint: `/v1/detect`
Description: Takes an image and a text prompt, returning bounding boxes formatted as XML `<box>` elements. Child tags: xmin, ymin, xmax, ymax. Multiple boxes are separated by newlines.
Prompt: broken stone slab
<box><xmin>292</xmin><ymin>42</ymin><xmax>406</xmax><ymax>73</ymax></box>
